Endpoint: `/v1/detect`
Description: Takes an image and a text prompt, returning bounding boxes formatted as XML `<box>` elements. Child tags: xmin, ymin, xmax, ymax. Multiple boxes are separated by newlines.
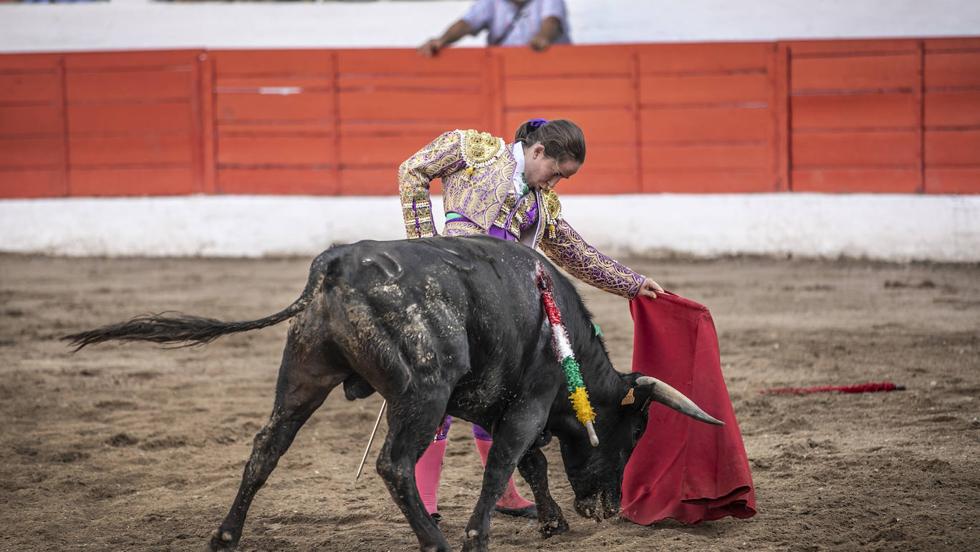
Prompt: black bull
<box><xmin>65</xmin><ymin>236</ymin><xmax>722</xmax><ymax>552</ymax></box>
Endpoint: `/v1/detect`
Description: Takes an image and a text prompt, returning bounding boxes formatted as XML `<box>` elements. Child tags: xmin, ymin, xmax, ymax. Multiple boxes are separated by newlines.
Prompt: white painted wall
<box><xmin>0</xmin><ymin>0</ymin><xmax>978</xmax><ymax>53</ymax></box>
<box><xmin>2</xmin><ymin>195</ymin><xmax>978</xmax><ymax>262</ymax></box>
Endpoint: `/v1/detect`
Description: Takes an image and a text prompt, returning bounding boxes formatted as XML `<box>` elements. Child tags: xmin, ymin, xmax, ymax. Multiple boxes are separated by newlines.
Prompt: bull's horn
<box><xmin>635</xmin><ymin>376</ymin><xmax>724</xmax><ymax>426</ymax></box>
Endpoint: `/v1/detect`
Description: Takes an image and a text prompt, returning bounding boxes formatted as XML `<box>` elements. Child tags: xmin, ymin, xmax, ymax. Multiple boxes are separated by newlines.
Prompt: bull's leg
<box><xmin>208</xmin><ymin>334</ymin><xmax>342</xmax><ymax>551</ymax></box>
<box><xmin>376</xmin><ymin>397</ymin><xmax>452</xmax><ymax>552</ymax></box>
<box><xmin>461</xmin><ymin>403</ymin><xmax>551</xmax><ymax>552</ymax></box>
<box><xmin>516</xmin><ymin>447</ymin><xmax>569</xmax><ymax>538</ymax></box>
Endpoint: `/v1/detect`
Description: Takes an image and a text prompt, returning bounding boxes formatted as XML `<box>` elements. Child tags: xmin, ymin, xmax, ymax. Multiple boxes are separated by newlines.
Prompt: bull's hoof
<box><xmin>206</xmin><ymin>528</ymin><xmax>239</xmax><ymax>551</ymax></box>
<box><xmin>539</xmin><ymin>516</ymin><xmax>569</xmax><ymax>539</ymax></box>
<box><xmin>459</xmin><ymin>528</ymin><xmax>489</xmax><ymax>552</ymax></box>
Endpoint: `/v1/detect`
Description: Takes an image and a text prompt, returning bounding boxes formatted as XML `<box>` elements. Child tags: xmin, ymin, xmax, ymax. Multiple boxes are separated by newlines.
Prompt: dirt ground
<box><xmin>1</xmin><ymin>253</ymin><xmax>978</xmax><ymax>552</ymax></box>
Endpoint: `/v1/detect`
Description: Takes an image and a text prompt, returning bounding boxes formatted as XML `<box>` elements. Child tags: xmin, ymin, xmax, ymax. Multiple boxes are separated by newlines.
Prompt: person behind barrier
<box><xmin>419</xmin><ymin>0</ymin><xmax>571</xmax><ymax>57</ymax></box>
<box><xmin>397</xmin><ymin>118</ymin><xmax>663</xmax><ymax>520</ymax></box>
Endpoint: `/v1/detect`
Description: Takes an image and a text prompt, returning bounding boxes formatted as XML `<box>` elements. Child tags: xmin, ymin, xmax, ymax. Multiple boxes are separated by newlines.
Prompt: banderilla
<box><xmin>354</xmin><ymin>400</ymin><xmax>387</xmax><ymax>481</ymax></box>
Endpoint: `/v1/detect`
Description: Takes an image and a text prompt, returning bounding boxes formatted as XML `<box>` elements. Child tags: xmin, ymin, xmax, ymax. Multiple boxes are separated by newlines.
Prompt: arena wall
<box><xmin>3</xmin><ymin>40</ymin><xmax>979</xmax><ymax>198</ymax></box>
<box><xmin>1</xmin><ymin>2</ymin><xmax>978</xmax><ymax>261</ymax></box>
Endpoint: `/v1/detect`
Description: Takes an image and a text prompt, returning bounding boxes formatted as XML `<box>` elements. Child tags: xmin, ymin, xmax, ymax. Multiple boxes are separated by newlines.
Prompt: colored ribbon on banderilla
<box><xmin>535</xmin><ymin>263</ymin><xmax>599</xmax><ymax>447</ymax></box>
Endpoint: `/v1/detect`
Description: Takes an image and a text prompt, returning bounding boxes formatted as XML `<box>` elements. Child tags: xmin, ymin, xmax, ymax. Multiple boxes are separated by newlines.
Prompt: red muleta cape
<box><xmin>620</xmin><ymin>293</ymin><xmax>756</xmax><ymax>524</ymax></box>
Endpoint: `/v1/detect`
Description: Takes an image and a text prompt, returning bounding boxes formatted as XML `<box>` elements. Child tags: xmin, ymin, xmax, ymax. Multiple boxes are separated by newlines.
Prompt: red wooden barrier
<box><xmin>1</xmin><ymin>38</ymin><xmax>977</xmax><ymax>198</ymax></box>
<box><xmin>924</xmin><ymin>38</ymin><xmax>980</xmax><ymax>193</ymax></box>
<box><xmin>0</xmin><ymin>54</ymin><xmax>67</xmax><ymax>198</ymax></box>
<box><xmin>62</xmin><ymin>50</ymin><xmax>203</xmax><ymax>196</ymax></box>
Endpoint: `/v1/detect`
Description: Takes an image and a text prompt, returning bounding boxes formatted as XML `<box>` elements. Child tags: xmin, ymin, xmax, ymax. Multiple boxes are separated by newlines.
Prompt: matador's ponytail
<box><xmin>514</xmin><ymin>119</ymin><xmax>586</xmax><ymax>164</ymax></box>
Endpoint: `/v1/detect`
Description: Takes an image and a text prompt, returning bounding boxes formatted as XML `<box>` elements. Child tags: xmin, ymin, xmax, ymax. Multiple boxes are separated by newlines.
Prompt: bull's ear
<box><xmin>618</xmin><ymin>373</ymin><xmax>647</xmax><ymax>410</ymax></box>
<box><xmin>620</xmin><ymin>387</ymin><xmax>637</xmax><ymax>406</ymax></box>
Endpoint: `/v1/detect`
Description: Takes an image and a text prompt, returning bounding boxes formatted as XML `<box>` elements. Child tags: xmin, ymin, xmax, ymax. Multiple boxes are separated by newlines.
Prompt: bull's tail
<box><xmin>63</xmin><ymin>268</ymin><xmax>326</xmax><ymax>352</ymax></box>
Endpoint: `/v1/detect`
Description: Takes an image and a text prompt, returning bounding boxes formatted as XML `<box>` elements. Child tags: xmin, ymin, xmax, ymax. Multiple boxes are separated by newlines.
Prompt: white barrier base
<box><xmin>1</xmin><ymin>195</ymin><xmax>978</xmax><ymax>262</ymax></box>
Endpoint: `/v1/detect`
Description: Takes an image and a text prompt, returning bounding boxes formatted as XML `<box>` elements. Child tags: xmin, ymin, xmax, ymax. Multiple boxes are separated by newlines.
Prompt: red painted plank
<box><xmin>199</xmin><ymin>53</ymin><xmax>217</xmax><ymax>194</ymax></box>
<box><xmin>217</xmin><ymin>135</ymin><xmax>334</xmax><ymax>165</ymax></box>
<box><xmin>642</xmin><ymin>169</ymin><xmax>774</xmax><ymax>193</ymax></box>
<box><xmin>340</xmin><ymin>90</ymin><xmax>483</xmax><ymax>121</ymax></box>
<box><xmin>339</xmin><ymin>48</ymin><xmax>485</xmax><ymax>75</ymax></box>
<box><xmin>783</xmin><ymin>39</ymin><xmax>919</xmax><ymax>56</ymax></box>
<box><xmin>925</xmin><ymin>168</ymin><xmax>980</xmax><ymax>193</ymax></box>
<box><xmin>338</xmin><ymin>74</ymin><xmax>481</xmax><ymax>93</ymax></box>
<box><xmin>216</xmin><ymin>92</ymin><xmax>334</xmax><ymax>122</ymax></box>
<box><xmin>338</xmin><ymin>167</ymin><xmax>398</xmax><ymax>195</ymax></box>
<box><xmin>338</xmin><ymin>120</ymin><xmax>481</xmax><ymax>138</ymax></box>
<box><xmin>67</xmin><ymin>70</ymin><xmax>194</xmax><ymax>102</ymax></box>
<box><xmin>581</xmin><ymin>143</ymin><xmax>637</xmax><ymax>171</ymax></box>
<box><xmin>0</xmin><ymin>73</ymin><xmax>61</xmax><ymax>103</ymax></box>
<box><xmin>498</xmin><ymin>45</ymin><xmax>632</xmax><ymax>77</ymax></box>
<box><xmin>925</xmin><ymin>130</ymin><xmax>980</xmax><ymax>166</ymax></box>
<box><xmin>505</xmin><ymin>108</ymin><xmax>635</xmax><ymax>144</ymax></box>
<box><xmin>643</xmin><ymin>143</ymin><xmax>771</xmax><ymax>170</ymax></box>
<box><xmin>0</xmin><ymin>170</ymin><xmax>67</xmax><ymax>197</ymax></box>
<box><xmin>641</xmin><ymin>106</ymin><xmax>771</xmax><ymax>141</ymax></box>
<box><xmin>792</xmin><ymin>132</ymin><xmax>919</xmax><ymax>167</ymax></box>
<box><xmin>559</xmin><ymin>168</ymin><xmax>638</xmax><ymax>194</ymax></box>
<box><xmin>68</xmin><ymin>102</ymin><xmax>193</xmax><ymax>134</ymax></box>
<box><xmin>924</xmin><ymin>37</ymin><xmax>980</xmax><ymax>52</ymax></box>
<box><xmin>0</xmin><ymin>54</ymin><xmax>61</xmax><ymax>71</ymax></box>
<box><xmin>70</xmin><ymin>135</ymin><xmax>194</xmax><ymax>166</ymax></box>
<box><xmin>792</xmin><ymin>93</ymin><xmax>917</xmax><ymax>129</ymax></box>
<box><xmin>791</xmin><ymin>54</ymin><xmax>918</xmax><ymax>91</ymax></box>
<box><xmin>774</xmin><ymin>43</ymin><xmax>790</xmax><ymax>191</ymax></box>
<box><xmin>0</xmin><ymin>105</ymin><xmax>64</xmax><ymax>135</ymax></box>
<box><xmin>340</xmin><ymin>135</ymin><xmax>429</xmax><ymax>166</ymax></box>
<box><xmin>0</xmin><ymin>137</ymin><xmax>65</xmax><ymax>166</ymax></box>
<box><xmin>505</xmin><ymin>76</ymin><xmax>634</xmax><ymax>107</ymax></box>
<box><xmin>925</xmin><ymin>51</ymin><xmax>980</xmax><ymax>88</ymax></box>
<box><xmin>215</xmin><ymin>50</ymin><xmax>335</xmax><ymax>76</ymax></box>
<box><xmin>220</xmin><ymin>122</ymin><xmax>336</xmax><ymax>134</ymax></box>
<box><xmin>217</xmin><ymin>76</ymin><xmax>332</xmax><ymax>90</ymax></box>
<box><xmin>640</xmin><ymin>73</ymin><xmax>771</xmax><ymax>104</ymax></box>
<box><xmin>638</xmin><ymin>43</ymin><xmax>770</xmax><ymax>73</ymax></box>
<box><xmin>218</xmin><ymin>168</ymin><xmax>338</xmax><ymax>195</ymax></box>
<box><xmin>925</xmin><ymin>91</ymin><xmax>980</xmax><ymax>127</ymax></box>
<box><xmin>66</xmin><ymin>50</ymin><xmax>198</xmax><ymax>70</ymax></box>
<box><xmin>792</xmin><ymin>168</ymin><xmax>919</xmax><ymax>192</ymax></box>
<box><xmin>70</xmin><ymin>167</ymin><xmax>197</xmax><ymax>196</ymax></box>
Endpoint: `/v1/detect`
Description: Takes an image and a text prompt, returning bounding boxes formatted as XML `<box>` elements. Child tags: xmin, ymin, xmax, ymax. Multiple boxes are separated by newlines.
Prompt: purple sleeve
<box><xmin>539</xmin><ymin>218</ymin><xmax>645</xmax><ymax>299</ymax></box>
<box><xmin>398</xmin><ymin>131</ymin><xmax>464</xmax><ymax>239</ymax></box>
<box><xmin>461</xmin><ymin>0</ymin><xmax>494</xmax><ymax>33</ymax></box>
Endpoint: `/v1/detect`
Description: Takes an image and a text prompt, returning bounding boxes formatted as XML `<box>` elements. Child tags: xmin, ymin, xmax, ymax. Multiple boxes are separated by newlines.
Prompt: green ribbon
<box><xmin>561</xmin><ymin>357</ymin><xmax>584</xmax><ymax>391</ymax></box>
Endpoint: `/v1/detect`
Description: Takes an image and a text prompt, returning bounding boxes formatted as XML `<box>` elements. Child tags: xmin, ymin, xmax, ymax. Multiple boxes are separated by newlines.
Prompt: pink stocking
<box><xmin>473</xmin><ymin>437</ymin><xmax>535</xmax><ymax>510</ymax></box>
<box><xmin>415</xmin><ymin>438</ymin><xmax>448</xmax><ymax>515</ymax></box>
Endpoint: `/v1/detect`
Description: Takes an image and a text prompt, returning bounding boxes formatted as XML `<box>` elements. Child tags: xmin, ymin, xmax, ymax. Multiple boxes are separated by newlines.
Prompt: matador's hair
<box><xmin>514</xmin><ymin>119</ymin><xmax>586</xmax><ymax>164</ymax></box>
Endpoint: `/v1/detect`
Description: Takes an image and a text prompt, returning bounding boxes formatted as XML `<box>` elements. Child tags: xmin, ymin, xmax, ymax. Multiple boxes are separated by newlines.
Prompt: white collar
<box><xmin>510</xmin><ymin>142</ymin><xmax>526</xmax><ymax>196</ymax></box>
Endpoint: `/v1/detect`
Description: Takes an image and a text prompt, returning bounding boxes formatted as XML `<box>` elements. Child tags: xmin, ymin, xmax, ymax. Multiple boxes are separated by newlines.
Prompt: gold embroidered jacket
<box><xmin>398</xmin><ymin>129</ymin><xmax>644</xmax><ymax>298</ymax></box>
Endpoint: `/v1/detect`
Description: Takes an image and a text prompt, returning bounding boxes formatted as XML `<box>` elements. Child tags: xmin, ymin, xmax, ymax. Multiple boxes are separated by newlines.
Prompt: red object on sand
<box><xmin>760</xmin><ymin>382</ymin><xmax>904</xmax><ymax>395</ymax></box>
<box><xmin>621</xmin><ymin>293</ymin><xmax>756</xmax><ymax>525</ymax></box>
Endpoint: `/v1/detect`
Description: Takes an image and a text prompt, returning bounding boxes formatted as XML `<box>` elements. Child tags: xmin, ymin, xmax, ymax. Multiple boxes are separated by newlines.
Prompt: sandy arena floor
<box><xmin>1</xmin><ymin>253</ymin><xmax>978</xmax><ymax>552</ymax></box>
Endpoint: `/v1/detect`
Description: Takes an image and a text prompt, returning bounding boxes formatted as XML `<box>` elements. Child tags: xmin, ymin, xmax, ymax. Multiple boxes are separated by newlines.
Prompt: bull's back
<box><xmin>315</xmin><ymin>237</ymin><xmax>556</xmax><ymax>399</ymax></box>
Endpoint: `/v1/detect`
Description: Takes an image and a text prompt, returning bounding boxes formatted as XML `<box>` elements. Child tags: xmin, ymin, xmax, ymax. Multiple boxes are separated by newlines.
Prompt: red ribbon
<box><xmin>760</xmin><ymin>381</ymin><xmax>905</xmax><ymax>395</ymax></box>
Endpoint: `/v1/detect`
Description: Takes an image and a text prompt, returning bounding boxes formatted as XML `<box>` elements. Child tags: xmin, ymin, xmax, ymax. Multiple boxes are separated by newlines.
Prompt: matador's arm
<box><xmin>538</xmin><ymin>193</ymin><xmax>645</xmax><ymax>299</ymax></box>
<box><xmin>397</xmin><ymin>131</ymin><xmax>464</xmax><ymax>239</ymax></box>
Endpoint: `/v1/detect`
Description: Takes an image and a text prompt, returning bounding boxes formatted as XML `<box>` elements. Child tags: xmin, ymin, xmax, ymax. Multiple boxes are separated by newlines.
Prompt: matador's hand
<box><xmin>637</xmin><ymin>277</ymin><xmax>665</xmax><ymax>299</ymax></box>
<box><xmin>418</xmin><ymin>38</ymin><xmax>443</xmax><ymax>57</ymax></box>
